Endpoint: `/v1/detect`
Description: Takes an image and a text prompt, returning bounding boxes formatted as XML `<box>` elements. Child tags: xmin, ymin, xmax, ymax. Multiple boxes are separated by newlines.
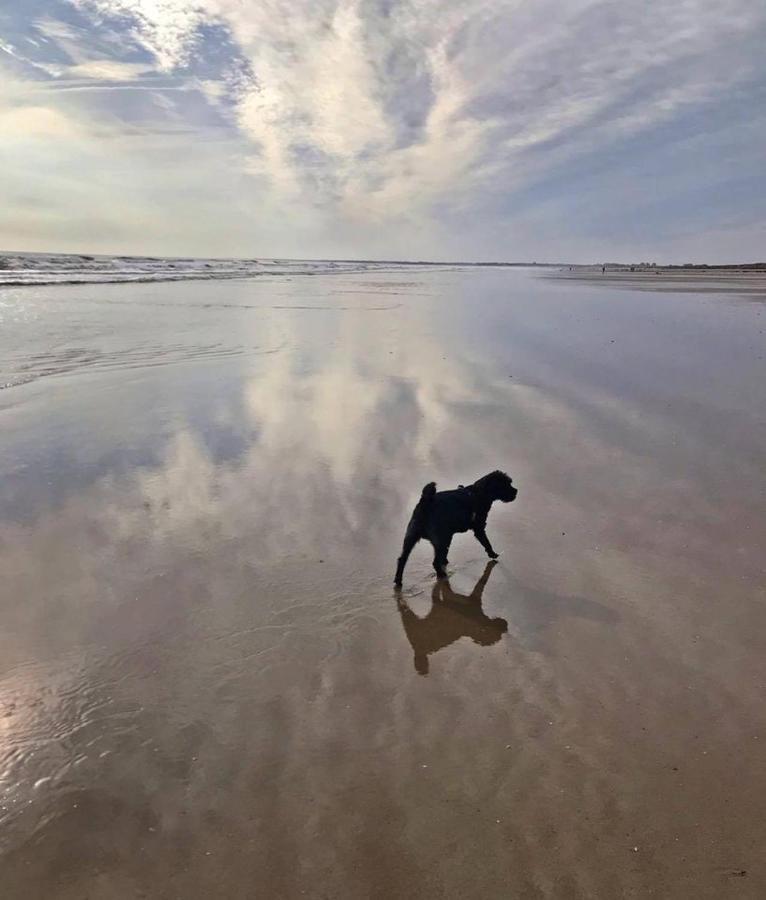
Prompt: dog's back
<box><xmin>427</xmin><ymin>487</ymin><xmax>475</xmax><ymax>536</ymax></box>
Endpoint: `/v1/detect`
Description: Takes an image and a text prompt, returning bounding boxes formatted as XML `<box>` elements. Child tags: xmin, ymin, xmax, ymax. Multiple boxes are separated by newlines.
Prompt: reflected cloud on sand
<box><xmin>395</xmin><ymin>561</ymin><xmax>507</xmax><ymax>675</ymax></box>
<box><xmin>2</xmin><ymin>269</ymin><xmax>765</xmax><ymax>897</ymax></box>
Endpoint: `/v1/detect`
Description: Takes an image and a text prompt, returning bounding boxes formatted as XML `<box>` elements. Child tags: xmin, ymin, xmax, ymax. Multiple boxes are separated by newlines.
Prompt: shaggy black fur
<box><xmin>394</xmin><ymin>470</ymin><xmax>518</xmax><ymax>586</ymax></box>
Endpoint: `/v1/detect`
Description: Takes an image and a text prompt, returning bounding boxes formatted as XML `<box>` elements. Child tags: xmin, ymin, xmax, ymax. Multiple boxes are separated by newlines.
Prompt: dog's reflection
<box><xmin>395</xmin><ymin>560</ymin><xmax>507</xmax><ymax>675</ymax></box>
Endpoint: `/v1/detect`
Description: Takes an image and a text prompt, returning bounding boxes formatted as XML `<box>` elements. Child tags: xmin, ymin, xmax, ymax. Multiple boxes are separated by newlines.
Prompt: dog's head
<box><xmin>473</xmin><ymin>617</ymin><xmax>509</xmax><ymax>646</ymax></box>
<box><xmin>481</xmin><ymin>470</ymin><xmax>518</xmax><ymax>503</ymax></box>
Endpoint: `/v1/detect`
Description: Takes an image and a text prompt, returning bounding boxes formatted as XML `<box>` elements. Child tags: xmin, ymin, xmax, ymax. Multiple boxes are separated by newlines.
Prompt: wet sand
<box><xmin>548</xmin><ymin>265</ymin><xmax>766</xmax><ymax>300</ymax></box>
<box><xmin>1</xmin><ymin>266</ymin><xmax>765</xmax><ymax>897</ymax></box>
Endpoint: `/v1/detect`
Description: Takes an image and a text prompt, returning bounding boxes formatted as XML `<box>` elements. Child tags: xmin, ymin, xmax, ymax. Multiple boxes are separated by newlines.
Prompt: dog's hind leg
<box><xmin>432</xmin><ymin>536</ymin><xmax>452</xmax><ymax>579</ymax></box>
<box><xmin>394</xmin><ymin>532</ymin><xmax>419</xmax><ymax>587</ymax></box>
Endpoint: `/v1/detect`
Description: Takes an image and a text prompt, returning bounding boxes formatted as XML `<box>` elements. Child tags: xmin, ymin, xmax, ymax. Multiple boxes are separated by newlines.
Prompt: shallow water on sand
<box><xmin>1</xmin><ymin>267</ymin><xmax>765</xmax><ymax>897</ymax></box>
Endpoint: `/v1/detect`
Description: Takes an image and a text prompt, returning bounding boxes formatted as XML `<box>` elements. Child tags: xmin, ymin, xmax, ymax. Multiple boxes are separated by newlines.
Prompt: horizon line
<box><xmin>2</xmin><ymin>249</ymin><xmax>765</xmax><ymax>269</ymax></box>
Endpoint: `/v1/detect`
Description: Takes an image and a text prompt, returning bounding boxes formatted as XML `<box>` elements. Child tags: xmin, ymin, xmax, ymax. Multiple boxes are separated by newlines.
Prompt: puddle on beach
<box><xmin>1</xmin><ymin>268</ymin><xmax>765</xmax><ymax>897</ymax></box>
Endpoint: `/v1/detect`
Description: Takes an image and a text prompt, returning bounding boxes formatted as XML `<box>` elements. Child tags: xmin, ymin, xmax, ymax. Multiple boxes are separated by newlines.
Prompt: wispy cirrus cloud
<box><xmin>1</xmin><ymin>0</ymin><xmax>765</xmax><ymax>258</ymax></box>
<box><xmin>69</xmin><ymin>0</ymin><xmax>209</xmax><ymax>70</ymax></box>
<box><xmin>63</xmin><ymin>59</ymin><xmax>151</xmax><ymax>79</ymax></box>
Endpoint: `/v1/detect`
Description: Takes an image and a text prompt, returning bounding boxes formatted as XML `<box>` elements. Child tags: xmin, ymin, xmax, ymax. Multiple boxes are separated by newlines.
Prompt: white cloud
<box><xmin>69</xmin><ymin>0</ymin><xmax>210</xmax><ymax>70</ymax></box>
<box><xmin>2</xmin><ymin>0</ymin><xmax>765</xmax><ymax>256</ymax></box>
<box><xmin>0</xmin><ymin>103</ymin><xmax>80</xmax><ymax>138</ymax></box>
<box><xmin>0</xmin><ymin>36</ymin><xmax>64</xmax><ymax>76</ymax></box>
<box><xmin>64</xmin><ymin>59</ymin><xmax>151</xmax><ymax>80</ymax></box>
<box><xmin>66</xmin><ymin>0</ymin><xmax>766</xmax><ymax>224</ymax></box>
<box><xmin>35</xmin><ymin>17</ymin><xmax>83</xmax><ymax>42</ymax></box>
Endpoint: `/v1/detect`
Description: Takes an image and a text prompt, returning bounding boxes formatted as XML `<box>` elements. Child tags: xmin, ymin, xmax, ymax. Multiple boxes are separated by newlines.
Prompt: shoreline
<box><xmin>545</xmin><ymin>265</ymin><xmax>766</xmax><ymax>298</ymax></box>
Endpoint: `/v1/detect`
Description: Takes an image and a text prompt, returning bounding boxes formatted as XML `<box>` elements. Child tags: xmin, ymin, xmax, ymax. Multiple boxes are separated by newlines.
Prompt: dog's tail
<box><xmin>395</xmin><ymin>482</ymin><xmax>437</xmax><ymax>586</ymax></box>
<box><xmin>420</xmin><ymin>481</ymin><xmax>437</xmax><ymax>502</ymax></box>
<box><xmin>410</xmin><ymin>481</ymin><xmax>436</xmax><ymax>530</ymax></box>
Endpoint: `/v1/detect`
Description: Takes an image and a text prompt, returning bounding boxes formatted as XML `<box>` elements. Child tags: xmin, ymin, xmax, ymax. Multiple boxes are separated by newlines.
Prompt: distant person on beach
<box><xmin>601</xmin><ymin>265</ymin><xmax>606</xmax><ymax>273</ymax></box>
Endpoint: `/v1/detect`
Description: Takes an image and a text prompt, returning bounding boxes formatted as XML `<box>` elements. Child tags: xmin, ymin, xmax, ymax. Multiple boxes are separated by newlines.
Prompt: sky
<box><xmin>0</xmin><ymin>0</ymin><xmax>765</xmax><ymax>262</ymax></box>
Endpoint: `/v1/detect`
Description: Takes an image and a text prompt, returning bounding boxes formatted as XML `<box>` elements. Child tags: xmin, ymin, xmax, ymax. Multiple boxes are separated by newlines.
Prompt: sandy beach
<box><xmin>1</xmin><ymin>263</ymin><xmax>765</xmax><ymax>897</ymax></box>
<box><xmin>548</xmin><ymin>265</ymin><xmax>766</xmax><ymax>300</ymax></box>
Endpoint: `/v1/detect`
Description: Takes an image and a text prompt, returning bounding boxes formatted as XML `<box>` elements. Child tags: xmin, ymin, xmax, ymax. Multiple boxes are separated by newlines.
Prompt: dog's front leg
<box><xmin>473</xmin><ymin>527</ymin><xmax>499</xmax><ymax>559</ymax></box>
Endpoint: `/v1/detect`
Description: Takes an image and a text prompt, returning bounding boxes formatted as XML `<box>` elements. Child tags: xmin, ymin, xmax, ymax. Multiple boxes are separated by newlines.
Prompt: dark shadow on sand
<box><xmin>394</xmin><ymin>560</ymin><xmax>620</xmax><ymax>673</ymax></box>
<box><xmin>395</xmin><ymin>561</ymin><xmax>507</xmax><ymax>675</ymax></box>
<box><xmin>495</xmin><ymin>566</ymin><xmax>619</xmax><ymax>650</ymax></box>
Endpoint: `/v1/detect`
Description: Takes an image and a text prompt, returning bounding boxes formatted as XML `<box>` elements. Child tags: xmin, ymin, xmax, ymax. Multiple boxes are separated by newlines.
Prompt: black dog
<box><xmin>394</xmin><ymin>471</ymin><xmax>518</xmax><ymax>586</ymax></box>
